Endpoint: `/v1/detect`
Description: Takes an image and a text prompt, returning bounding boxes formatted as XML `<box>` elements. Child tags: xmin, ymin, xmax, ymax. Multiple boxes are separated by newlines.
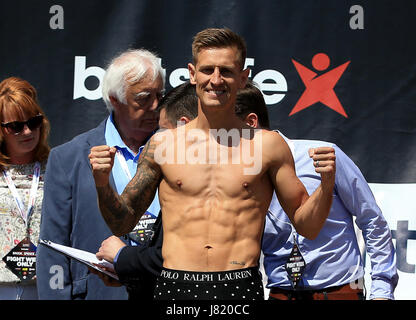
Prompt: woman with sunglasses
<box><xmin>0</xmin><ymin>77</ymin><xmax>50</xmax><ymax>299</ymax></box>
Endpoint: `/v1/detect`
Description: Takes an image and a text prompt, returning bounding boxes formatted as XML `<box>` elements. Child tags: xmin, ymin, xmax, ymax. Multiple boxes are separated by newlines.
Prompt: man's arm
<box><xmin>267</xmin><ymin>132</ymin><xmax>336</xmax><ymax>239</ymax></box>
<box><xmin>89</xmin><ymin>137</ymin><xmax>162</xmax><ymax>236</ymax></box>
<box><xmin>37</xmin><ymin>149</ymin><xmax>74</xmax><ymax>299</ymax></box>
<box><xmin>96</xmin><ymin>214</ymin><xmax>163</xmax><ymax>287</ymax></box>
<box><xmin>335</xmin><ymin>146</ymin><xmax>398</xmax><ymax>299</ymax></box>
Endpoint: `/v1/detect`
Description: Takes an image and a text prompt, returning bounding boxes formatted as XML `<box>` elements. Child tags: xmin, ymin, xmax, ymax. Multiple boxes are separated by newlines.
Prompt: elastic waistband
<box><xmin>159</xmin><ymin>267</ymin><xmax>260</xmax><ymax>283</ymax></box>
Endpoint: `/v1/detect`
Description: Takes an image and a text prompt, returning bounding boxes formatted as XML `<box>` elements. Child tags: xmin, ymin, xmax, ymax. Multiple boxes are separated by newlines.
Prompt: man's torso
<box><xmin>155</xmin><ymin>124</ymin><xmax>284</xmax><ymax>271</ymax></box>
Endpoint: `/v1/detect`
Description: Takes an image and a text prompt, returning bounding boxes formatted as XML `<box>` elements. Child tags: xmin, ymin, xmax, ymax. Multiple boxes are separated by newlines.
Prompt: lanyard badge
<box><xmin>128</xmin><ymin>213</ymin><xmax>157</xmax><ymax>245</ymax></box>
<box><xmin>285</xmin><ymin>234</ymin><xmax>306</xmax><ymax>289</ymax></box>
<box><xmin>2</xmin><ymin>237</ymin><xmax>37</xmax><ymax>281</ymax></box>
<box><xmin>2</xmin><ymin>162</ymin><xmax>41</xmax><ymax>281</ymax></box>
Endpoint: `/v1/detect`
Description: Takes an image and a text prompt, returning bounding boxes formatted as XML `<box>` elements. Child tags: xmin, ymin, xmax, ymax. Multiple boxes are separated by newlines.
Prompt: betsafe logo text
<box><xmin>73</xmin><ymin>53</ymin><xmax>350</xmax><ymax>117</ymax></box>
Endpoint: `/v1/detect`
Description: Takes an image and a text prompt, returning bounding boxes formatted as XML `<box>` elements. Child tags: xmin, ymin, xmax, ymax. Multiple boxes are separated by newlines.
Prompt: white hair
<box><xmin>102</xmin><ymin>49</ymin><xmax>165</xmax><ymax>112</ymax></box>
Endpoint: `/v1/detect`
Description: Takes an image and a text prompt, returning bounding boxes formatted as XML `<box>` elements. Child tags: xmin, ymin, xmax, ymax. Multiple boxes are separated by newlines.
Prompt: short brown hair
<box><xmin>156</xmin><ymin>81</ymin><xmax>198</xmax><ymax>125</ymax></box>
<box><xmin>192</xmin><ymin>28</ymin><xmax>247</xmax><ymax>70</ymax></box>
<box><xmin>0</xmin><ymin>77</ymin><xmax>50</xmax><ymax>168</ymax></box>
<box><xmin>235</xmin><ymin>81</ymin><xmax>270</xmax><ymax>129</ymax></box>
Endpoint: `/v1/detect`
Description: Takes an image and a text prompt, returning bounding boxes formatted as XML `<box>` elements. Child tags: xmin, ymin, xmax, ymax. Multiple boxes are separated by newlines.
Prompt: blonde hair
<box><xmin>0</xmin><ymin>77</ymin><xmax>50</xmax><ymax>168</ymax></box>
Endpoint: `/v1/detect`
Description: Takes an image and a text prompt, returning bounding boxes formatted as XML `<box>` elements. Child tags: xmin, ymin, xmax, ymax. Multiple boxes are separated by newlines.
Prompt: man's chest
<box><xmin>160</xmin><ymin>162</ymin><xmax>271</xmax><ymax>200</ymax></box>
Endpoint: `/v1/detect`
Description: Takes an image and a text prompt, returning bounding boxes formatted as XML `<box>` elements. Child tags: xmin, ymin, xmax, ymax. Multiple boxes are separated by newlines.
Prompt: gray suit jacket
<box><xmin>36</xmin><ymin>119</ymin><xmax>128</xmax><ymax>299</ymax></box>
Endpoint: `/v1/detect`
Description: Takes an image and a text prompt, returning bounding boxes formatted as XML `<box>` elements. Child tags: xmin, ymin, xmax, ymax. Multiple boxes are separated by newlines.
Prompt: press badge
<box><xmin>128</xmin><ymin>213</ymin><xmax>156</xmax><ymax>244</ymax></box>
<box><xmin>285</xmin><ymin>235</ymin><xmax>306</xmax><ymax>289</ymax></box>
<box><xmin>2</xmin><ymin>237</ymin><xmax>37</xmax><ymax>281</ymax></box>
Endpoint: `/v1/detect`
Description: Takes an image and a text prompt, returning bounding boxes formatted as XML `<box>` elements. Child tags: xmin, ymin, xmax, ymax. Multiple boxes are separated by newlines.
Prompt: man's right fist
<box><xmin>89</xmin><ymin>145</ymin><xmax>117</xmax><ymax>187</ymax></box>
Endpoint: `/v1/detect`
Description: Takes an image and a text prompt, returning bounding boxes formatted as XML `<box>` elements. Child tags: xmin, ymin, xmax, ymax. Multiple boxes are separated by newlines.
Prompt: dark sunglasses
<box><xmin>1</xmin><ymin>114</ymin><xmax>43</xmax><ymax>135</ymax></box>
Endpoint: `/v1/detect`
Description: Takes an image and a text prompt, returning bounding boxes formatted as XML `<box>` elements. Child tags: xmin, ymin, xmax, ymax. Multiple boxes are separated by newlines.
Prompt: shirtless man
<box><xmin>89</xmin><ymin>28</ymin><xmax>336</xmax><ymax>300</ymax></box>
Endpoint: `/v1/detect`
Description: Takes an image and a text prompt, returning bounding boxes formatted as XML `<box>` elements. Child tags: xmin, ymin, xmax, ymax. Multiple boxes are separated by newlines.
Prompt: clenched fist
<box><xmin>89</xmin><ymin>145</ymin><xmax>117</xmax><ymax>187</ymax></box>
<box><xmin>309</xmin><ymin>147</ymin><xmax>336</xmax><ymax>194</ymax></box>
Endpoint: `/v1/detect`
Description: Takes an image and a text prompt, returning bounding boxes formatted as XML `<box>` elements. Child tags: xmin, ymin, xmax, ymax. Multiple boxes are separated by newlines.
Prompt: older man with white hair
<box><xmin>36</xmin><ymin>49</ymin><xmax>164</xmax><ymax>299</ymax></box>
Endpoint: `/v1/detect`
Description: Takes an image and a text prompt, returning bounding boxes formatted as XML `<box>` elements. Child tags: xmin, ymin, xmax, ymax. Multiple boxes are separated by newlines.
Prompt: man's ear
<box><xmin>244</xmin><ymin>112</ymin><xmax>259</xmax><ymax>129</ymax></box>
<box><xmin>109</xmin><ymin>96</ymin><xmax>121</xmax><ymax>109</ymax></box>
<box><xmin>180</xmin><ymin>116</ymin><xmax>191</xmax><ymax>124</ymax></box>
<box><xmin>188</xmin><ymin>63</ymin><xmax>197</xmax><ymax>85</ymax></box>
<box><xmin>176</xmin><ymin>116</ymin><xmax>190</xmax><ymax>127</ymax></box>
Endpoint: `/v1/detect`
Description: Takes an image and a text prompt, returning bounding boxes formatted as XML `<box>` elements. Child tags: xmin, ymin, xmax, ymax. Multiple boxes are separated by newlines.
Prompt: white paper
<box><xmin>39</xmin><ymin>239</ymin><xmax>118</xmax><ymax>280</ymax></box>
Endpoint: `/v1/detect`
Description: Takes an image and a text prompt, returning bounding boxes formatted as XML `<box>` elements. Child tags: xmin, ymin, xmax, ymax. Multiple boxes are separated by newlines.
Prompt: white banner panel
<box><xmin>365</xmin><ymin>183</ymin><xmax>416</xmax><ymax>300</ymax></box>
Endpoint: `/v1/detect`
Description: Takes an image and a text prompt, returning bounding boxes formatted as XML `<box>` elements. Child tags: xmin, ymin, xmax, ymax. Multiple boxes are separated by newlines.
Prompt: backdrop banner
<box><xmin>1</xmin><ymin>0</ymin><xmax>414</xmax><ymax>299</ymax></box>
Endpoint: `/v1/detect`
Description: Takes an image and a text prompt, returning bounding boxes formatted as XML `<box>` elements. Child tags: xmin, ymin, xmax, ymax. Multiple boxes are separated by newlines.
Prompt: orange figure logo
<box><xmin>290</xmin><ymin>53</ymin><xmax>350</xmax><ymax>117</ymax></box>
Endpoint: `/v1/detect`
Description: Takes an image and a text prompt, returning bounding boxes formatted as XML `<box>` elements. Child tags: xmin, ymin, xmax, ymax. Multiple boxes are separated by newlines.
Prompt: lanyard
<box><xmin>2</xmin><ymin>162</ymin><xmax>41</xmax><ymax>228</ymax></box>
<box><xmin>116</xmin><ymin>150</ymin><xmax>132</xmax><ymax>180</ymax></box>
<box><xmin>115</xmin><ymin>146</ymin><xmax>145</xmax><ymax>181</ymax></box>
<box><xmin>268</xmin><ymin>208</ymin><xmax>306</xmax><ymax>289</ymax></box>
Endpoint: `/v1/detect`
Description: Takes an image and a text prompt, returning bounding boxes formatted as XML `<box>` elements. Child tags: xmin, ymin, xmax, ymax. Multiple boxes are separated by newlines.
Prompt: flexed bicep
<box><xmin>265</xmin><ymin>132</ymin><xmax>308</xmax><ymax>224</ymax></box>
<box><xmin>270</xmin><ymin>157</ymin><xmax>308</xmax><ymax>224</ymax></box>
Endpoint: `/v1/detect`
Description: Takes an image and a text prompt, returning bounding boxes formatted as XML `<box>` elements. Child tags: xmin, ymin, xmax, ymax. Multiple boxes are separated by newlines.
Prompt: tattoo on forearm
<box><xmin>97</xmin><ymin>139</ymin><xmax>162</xmax><ymax>236</ymax></box>
<box><xmin>96</xmin><ymin>185</ymin><xmax>132</xmax><ymax>235</ymax></box>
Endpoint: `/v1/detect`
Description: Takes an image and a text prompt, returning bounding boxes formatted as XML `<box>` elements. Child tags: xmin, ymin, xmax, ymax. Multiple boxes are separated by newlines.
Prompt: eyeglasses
<box><xmin>1</xmin><ymin>114</ymin><xmax>43</xmax><ymax>135</ymax></box>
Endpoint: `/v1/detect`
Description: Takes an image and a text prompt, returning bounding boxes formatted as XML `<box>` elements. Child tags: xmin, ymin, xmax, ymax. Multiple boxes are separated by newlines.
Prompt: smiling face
<box><xmin>188</xmin><ymin>46</ymin><xmax>249</xmax><ymax>112</ymax></box>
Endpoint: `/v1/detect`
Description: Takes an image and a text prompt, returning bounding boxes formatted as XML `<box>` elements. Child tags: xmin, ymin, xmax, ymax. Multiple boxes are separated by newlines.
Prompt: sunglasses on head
<box><xmin>1</xmin><ymin>114</ymin><xmax>43</xmax><ymax>135</ymax></box>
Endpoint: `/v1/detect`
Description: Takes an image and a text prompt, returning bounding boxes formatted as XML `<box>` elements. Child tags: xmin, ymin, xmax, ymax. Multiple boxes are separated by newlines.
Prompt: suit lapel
<box><xmin>86</xmin><ymin>118</ymin><xmax>117</xmax><ymax>191</ymax></box>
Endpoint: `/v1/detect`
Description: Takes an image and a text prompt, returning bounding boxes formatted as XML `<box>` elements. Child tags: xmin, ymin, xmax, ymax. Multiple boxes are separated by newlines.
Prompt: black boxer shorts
<box><xmin>153</xmin><ymin>267</ymin><xmax>264</xmax><ymax>300</ymax></box>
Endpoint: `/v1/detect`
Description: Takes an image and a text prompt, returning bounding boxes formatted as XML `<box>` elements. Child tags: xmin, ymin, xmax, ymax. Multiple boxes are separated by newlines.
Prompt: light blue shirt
<box><xmin>262</xmin><ymin>135</ymin><xmax>398</xmax><ymax>299</ymax></box>
<box><xmin>105</xmin><ymin>114</ymin><xmax>160</xmax><ymax>261</ymax></box>
<box><xmin>104</xmin><ymin>114</ymin><xmax>160</xmax><ymax>222</ymax></box>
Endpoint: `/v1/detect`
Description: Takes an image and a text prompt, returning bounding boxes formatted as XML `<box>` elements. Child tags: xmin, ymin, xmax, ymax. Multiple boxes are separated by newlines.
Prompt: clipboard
<box><xmin>39</xmin><ymin>239</ymin><xmax>119</xmax><ymax>280</ymax></box>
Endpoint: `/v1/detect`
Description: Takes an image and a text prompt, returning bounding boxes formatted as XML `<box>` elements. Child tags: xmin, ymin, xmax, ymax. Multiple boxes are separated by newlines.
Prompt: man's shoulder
<box><xmin>261</xmin><ymin>129</ymin><xmax>289</xmax><ymax>148</ymax></box>
<box><xmin>261</xmin><ymin>130</ymin><xmax>294</xmax><ymax>166</ymax></box>
<box><xmin>51</xmin><ymin>121</ymin><xmax>106</xmax><ymax>153</ymax></box>
<box><xmin>292</xmin><ymin>139</ymin><xmax>337</xmax><ymax>150</ymax></box>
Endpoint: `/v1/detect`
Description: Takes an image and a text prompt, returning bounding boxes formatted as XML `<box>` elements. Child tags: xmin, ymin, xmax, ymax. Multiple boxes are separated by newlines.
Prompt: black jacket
<box><xmin>114</xmin><ymin>213</ymin><xmax>163</xmax><ymax>300</ymax></box>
